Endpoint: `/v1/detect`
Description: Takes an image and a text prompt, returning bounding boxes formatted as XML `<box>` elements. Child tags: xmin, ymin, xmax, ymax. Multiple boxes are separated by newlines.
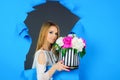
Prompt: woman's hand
<box><xmin>47</xmin><ymin>60</ymin><xmax>70</xmax><ymax>78</ymax></box>
<box><xmin>53</xmin><ymin>60</ymin><xmax>70</xmax><ymax>71</ymax></box>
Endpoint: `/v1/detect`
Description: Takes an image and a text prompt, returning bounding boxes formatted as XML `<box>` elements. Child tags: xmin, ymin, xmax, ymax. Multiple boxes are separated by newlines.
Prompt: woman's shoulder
<box><xmin>34</xmin><ymin>49</ymin><xmax>45</xmax><ymax>58</ymax></box>
<box><xmin>35</xmin><ymin>49</ymin><xmax>46</xmax><ymax>54</ymax></box>
<box><xmin>35</xmin><ymin>49</ymin><xmax>48</xmax><ymax>63</ymax></box>
<box><xmin>36</xmin><ymin>49</ymin><xmax>52</xmax><ymax>53</ymax></box>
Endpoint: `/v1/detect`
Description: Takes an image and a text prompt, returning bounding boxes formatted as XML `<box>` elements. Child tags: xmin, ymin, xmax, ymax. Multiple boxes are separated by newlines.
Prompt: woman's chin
<box><xmin>51</xmin><ymin>40</ymin><xmax>56</xmax><ymax>44</ymax></box>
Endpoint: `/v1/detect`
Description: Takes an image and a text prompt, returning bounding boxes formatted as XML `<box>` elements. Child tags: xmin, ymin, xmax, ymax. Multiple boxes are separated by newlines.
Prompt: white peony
<box><xmin>56</xmin><ymin>37</ymin><xmax>64</xmax><ymax>47</ymax></box>
<box><xmin>68</xmin><ymin>34</ymin><xmax>73</xmax><ymax>37</ymax></box>
<box><xmin>72</xmin><ymin>37</ymin><xmax>85</xmax><ymax>52</ymax></box>
<box><xmin>68</xmin><ymin>34</ymin><xmax>77</xmax><ymax>37</ymax></box>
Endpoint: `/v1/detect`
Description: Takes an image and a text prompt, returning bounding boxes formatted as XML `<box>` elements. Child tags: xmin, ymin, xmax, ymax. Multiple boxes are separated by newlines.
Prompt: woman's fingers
<box><xmin>59</xmin><ymin>60</ymin><xmax>64</xmax><ymax>64</ymax></box>
<box><xmin>57</xmin><ymin>60</ymin><xmax>70</xmax><ymax>71</ymax></box>
<box><xmin>60</xmin><ymin>63</ymin><xmax>70</xmax><ymax>71</ymax></box>
<box><xmin>61</xmin><ymin>64</ymin><xmax>69</xmax><ymax>68</ymax></box>
<box><xmin>61</xmin><ymin>66</ymin><xmax>70</xmax><ymax>71</ymax></box>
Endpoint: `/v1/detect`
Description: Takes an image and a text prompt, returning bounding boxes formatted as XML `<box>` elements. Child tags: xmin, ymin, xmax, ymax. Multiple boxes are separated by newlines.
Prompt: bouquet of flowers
<box><xmin>54</xmin><ymin>33</ymin><xmax>86</xmax><ymax>58</ymax></box>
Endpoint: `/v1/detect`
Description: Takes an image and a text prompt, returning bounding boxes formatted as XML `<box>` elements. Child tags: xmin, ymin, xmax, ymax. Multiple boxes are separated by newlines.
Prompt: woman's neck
<box><xmin>42</xmin><ymin>42</ymin><xmax>52</xmax><ymax>51</ymax></box>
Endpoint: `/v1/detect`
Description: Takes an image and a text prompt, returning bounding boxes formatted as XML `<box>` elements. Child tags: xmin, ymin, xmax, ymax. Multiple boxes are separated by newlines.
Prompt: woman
<box><xmin>32</xmin><ymin>21</ymin><xmax>70</xmax><ymax>80</ymax></box>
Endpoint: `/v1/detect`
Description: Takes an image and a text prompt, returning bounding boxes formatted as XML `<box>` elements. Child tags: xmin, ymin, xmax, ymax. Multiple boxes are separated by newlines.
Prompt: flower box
<box><xmin>59</xmin><ymin>48</ymin><xmax>79</xmax><ymax>69</ymax></box>
<box><xmin>54</xmin><ymin>33</ymin><xmax>86</xmax><ymax>69</ymax></box>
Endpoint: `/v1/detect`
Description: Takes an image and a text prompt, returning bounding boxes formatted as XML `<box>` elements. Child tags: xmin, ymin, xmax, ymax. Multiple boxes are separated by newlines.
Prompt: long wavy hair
<box><xmin>35</xmin><ymin>21</ymin><xmax>60</xmax><ymax>56</ymax></box>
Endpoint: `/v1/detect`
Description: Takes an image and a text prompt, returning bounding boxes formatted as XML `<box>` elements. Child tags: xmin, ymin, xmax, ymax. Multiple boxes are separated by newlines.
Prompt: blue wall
<box><xmin>71</xmin><ymin>0</ymin><xmax>120</xmax><ymax>80</ymax></box>
<box><xmin>0</xmin><ymin>0</ymin><xmax>120</xmax><ymax>80</ymax></box>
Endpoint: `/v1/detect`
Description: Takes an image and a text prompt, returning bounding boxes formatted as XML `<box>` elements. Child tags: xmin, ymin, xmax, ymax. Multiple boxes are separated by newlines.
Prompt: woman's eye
<box><xmin>55</xmin><ymin>33</ymin><xmax>58</xmax><ymax>36</ymax></box>
<box><xmin>49</xmin><ymin>31</ymin><xmax>53</xmax><ymax>34</ymax></box>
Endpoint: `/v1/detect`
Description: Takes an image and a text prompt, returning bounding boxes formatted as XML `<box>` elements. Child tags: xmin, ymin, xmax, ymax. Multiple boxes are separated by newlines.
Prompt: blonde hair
<box><xmin>36</xmin><ymin>21</ymin><xmax>60</xmax><ymax>53</ymax></box>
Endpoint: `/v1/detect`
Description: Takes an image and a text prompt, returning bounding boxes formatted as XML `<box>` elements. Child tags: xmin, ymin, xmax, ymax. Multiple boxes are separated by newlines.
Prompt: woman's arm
<box><xmin>37</xmin><ymin>51</ymin><xmax>51</xmax><ymax>80</ymax></box>
<box><xmin>47</xmin><ymin>60</ymin><xmax>70</xmax><ymax>78</ymax></box>
<box><xmin>37</xmin><ymin>51</ymin><xmax>70</xmax><ymax>80</ymax></box>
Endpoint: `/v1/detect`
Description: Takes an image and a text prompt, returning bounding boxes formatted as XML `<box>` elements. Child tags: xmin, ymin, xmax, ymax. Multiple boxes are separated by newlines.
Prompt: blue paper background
<box><xmin>0</xmin><ymin>0</ymin><xmax>120</xmax><ymax>80</ymax></box>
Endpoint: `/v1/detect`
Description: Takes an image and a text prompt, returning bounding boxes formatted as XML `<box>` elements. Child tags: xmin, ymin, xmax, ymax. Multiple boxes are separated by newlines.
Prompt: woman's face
<box><xmin>46</xmin><ymin>26</ymin><xmax>58</xmax><ymax>44</ymax></box>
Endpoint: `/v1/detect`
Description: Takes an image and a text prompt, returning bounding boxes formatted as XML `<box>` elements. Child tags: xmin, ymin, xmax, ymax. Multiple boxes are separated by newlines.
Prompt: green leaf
<box><xmin>74</xmin><ymin>49</ymin><xmax>77</xmax><ymax>55</ymax></box>
<box><xmin>62</xmin><ymin>48</ymin><xmax>66</xmax><ymax>57</ymax></box>
<box><xmin>80</xmin><ymin>48</ymin><xmax>86</xmax><ymax>58</ymax></box>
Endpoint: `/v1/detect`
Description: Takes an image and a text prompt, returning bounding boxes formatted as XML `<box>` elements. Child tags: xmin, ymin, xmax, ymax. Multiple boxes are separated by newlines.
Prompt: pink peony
<box><xmin>62</xmin><ymin>36</ymin><xmax>72</xmax><ymax>48</ymax></box>
<box><xmin>81</xmin><ymin>38</ymin><xmax>86</xmax><ymax>48</ymax></box>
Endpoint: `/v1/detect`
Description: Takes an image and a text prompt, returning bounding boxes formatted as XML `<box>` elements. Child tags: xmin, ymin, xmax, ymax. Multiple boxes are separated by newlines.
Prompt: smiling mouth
<box><xmin>51</xmin><ymin>38</ymin><xmax>56</xmax><ymax>41</ymax></box>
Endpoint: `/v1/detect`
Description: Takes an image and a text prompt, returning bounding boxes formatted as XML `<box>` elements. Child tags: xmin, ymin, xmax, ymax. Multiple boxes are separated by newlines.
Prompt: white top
<box><xmin>32</xmin><ymin>49</ymin><xmax>58</xmax><ymax>80</ymax></box>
